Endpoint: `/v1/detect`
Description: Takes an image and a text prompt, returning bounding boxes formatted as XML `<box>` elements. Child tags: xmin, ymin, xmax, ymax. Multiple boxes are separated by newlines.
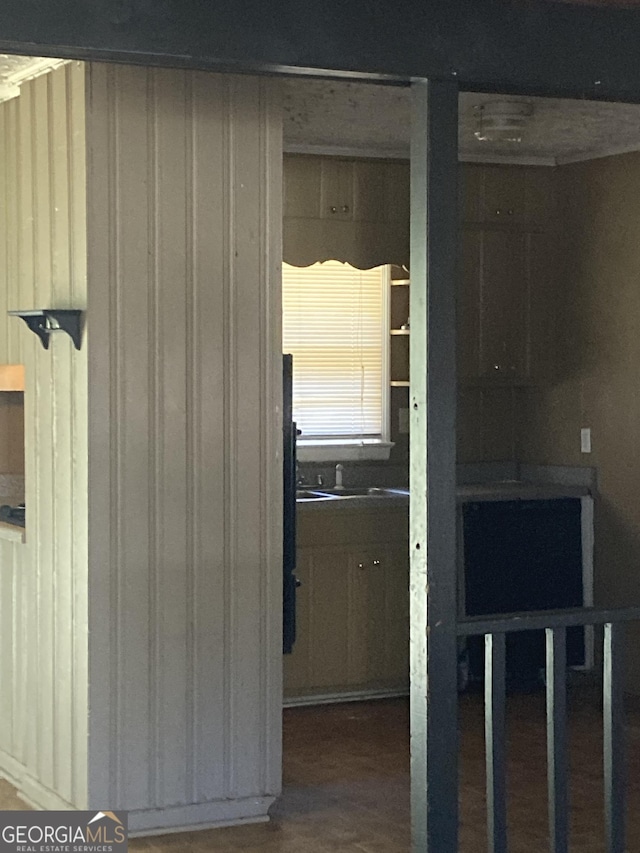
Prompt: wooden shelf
<box><xmin>390</xmin><ymin>380</ymin><xmax>410</xmax><ymax>388</ymax></box>
<box><xmin>390</xmin><ymin>329</ymin><xmax>410</xmax><ymax>336</ymax></box>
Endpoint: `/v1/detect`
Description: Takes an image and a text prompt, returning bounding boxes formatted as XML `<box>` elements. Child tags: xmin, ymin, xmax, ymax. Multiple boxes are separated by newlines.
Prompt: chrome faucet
<box><xmin>296</xmin><ymin>462</ymin><xmax>307</xmax><ymax>487</ymax></box>
<box><xmin>335</xmin><ymin>463</ymin><xmax>345</xmax><ymax>490</ymax></box>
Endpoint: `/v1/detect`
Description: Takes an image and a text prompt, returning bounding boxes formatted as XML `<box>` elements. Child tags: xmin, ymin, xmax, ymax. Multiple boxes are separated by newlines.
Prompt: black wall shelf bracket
<box><xmin>8</xmin><ymin>309</ymin><xmax>83</xmax><ymax>350</ymax></box>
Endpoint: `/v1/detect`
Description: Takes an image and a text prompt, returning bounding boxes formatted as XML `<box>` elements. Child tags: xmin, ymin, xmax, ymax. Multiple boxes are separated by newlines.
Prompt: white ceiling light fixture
<box><xmin>474</xmin><ymin>100</ymin><xmax>534</xmax><ymax>143</ymax></box>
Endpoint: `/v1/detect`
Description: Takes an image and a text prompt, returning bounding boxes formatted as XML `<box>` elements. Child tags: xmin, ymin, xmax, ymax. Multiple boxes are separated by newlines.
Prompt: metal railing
<box><xmin>457</xmin><ymin>606</ymin><xmax>640</xmax><ymax>853</ymax></box>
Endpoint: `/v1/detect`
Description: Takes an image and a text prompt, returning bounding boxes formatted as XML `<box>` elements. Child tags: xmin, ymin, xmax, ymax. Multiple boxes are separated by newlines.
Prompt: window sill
<box><xmin>297</xmin><ymin>441</ymin><xmax>395</xmax><ymax>463</ymax></box>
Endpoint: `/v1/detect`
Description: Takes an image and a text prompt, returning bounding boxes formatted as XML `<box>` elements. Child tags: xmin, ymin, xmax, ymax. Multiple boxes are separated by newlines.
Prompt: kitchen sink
<box><xmin>295</xmin><ymin>489</ymin><xmax>339</xmax><ymax>501</ymax></box>
<box><xmin>302</xmin><ymin>487</ymin><xmax>408</xmax><ymax>498</ymax></box>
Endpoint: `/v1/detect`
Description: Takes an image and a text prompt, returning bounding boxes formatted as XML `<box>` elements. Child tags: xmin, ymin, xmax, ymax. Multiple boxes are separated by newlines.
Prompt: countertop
<box><xmin>297</xmin><ymin>480</ymin><xmax>592</xmax><ymax>512</ymax></box>
<box><xmin>455</xmin><ymin>481</ymin><xmax>591</xmax><ymax>503</ymax></box>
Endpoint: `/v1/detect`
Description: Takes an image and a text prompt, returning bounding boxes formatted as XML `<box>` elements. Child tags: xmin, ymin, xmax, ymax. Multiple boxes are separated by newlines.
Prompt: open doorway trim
<box><xmin>409</xmin><ymin>79</ymin><xmax>459</xmax><ymax>852</ymax></box>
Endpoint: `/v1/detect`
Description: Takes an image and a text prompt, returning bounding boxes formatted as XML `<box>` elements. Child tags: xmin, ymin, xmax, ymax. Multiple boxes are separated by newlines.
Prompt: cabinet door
<box><xmin>352</xmin><ymin>160</ymin><xmax>387</xmax><ymax>223</ymax></box>
<box><xmin>352</xmin><ymin>159</ymin><xmax>410</xmax><ymax>224</ymax></box>
<box><xmin>481</xmin><ymin>165</ymin><xmax>527</xmax><ymax>224</ymax></box>
<box><xmin>348</xmin><ymin>549</ymin><xmax>388</xmax><ymax>686</ymax></box>
<box><xmin>479</xmin><ymin>230</ymin><xmax>528</xmax><ymax>380</ymax></box>
<box><xmin>384</xmin><ymin>161</ymin><xmax>410</xmax><ymax>224</ymax></box>
<box><xmin>283</xmin><ymin>546</ymin><xmax>351</xmax><ymax>698</ymax></box>
<box><xmin>458</xmin><ymin>228</ymin><xmax>529</xmax><ymax>384</ymax></box>
<box><xmin>283</xmin><ymin>155</ymin><xmax>322</xmax><ymax>219</ymax></box>
<box><xmin>380</xmin><ymin>545</ymin><xmax>410</xmax><ymax>687</ymax></box>
<box><xmin>459</xmin><ymin>163</ymin><xmax>483</xmax><ymax>223</ymax></box>
<box><xmin>528</xmin><ymin>231</ymin><xmax>557</xmax><ymax>381</ymax></box>
<box><xmin>457</xmin><ymin>229</ymin><xmax>482</xmax><ymax>382</ymax></box>
<box><xmin>320</xmin><ymin>158</ymin><xmax>354</xmax><ymax>220</ymax></box>
<box><xmin>347</xmin><ymin>546</ymin><xmax>409</xmax><ymax>690</ymax></box>
<box><xmin>523</xmin><ymin>167</ymin><xmax>556</xmax><ymax>226</ymax></box>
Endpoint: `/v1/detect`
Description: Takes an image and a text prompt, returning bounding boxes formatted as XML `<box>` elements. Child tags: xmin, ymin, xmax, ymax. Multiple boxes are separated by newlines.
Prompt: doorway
<box><xmin>280</xmin><ymin>78</ymin><xmax>640</xmax><ymax>852</ymax></box>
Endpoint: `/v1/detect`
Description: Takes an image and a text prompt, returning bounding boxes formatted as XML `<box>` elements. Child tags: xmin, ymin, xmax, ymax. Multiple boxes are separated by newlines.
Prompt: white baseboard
<box><xmin>1</xmin><ymin>747</ymin><xmax>273</xmax><ymax>841</ymax></box>
<box><xmin>283</xmin><ymin>687</ymin><xmax>409</xmax><ymax>708</ymax></box>
<box><xmin>0</xmin><ymin>746</ymin><xmax>25</xmax><ymax>790</ymax></box>
<box><xmin>127</xmin><ymin>796</ymin><xmax>275</xmax><ymax>837</ymax></box>
<box><xmin>0</xmin><ymin>747</ymin><xmax>78</xmax><ymax>812</ymax></box>
<box><xmin>17</xmin><ymin>777</ymin><xmax>77</xmax><ymax>811</ymax></box>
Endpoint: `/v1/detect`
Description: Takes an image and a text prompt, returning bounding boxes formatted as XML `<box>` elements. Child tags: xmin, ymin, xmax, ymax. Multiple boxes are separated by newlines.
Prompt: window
<box><xmin>282</xmin><ymin>260</ymin><xmax>392</xmax><ymax>461</ymax></box>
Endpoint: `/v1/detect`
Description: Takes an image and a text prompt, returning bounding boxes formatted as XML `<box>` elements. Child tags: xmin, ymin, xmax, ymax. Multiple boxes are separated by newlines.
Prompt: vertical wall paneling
<box><xmin>0</xmin><ymin>62</ymin><xmax>88</xmax><ymax>810</ymax></box>
<box><xmin>86</xmin><ymin>66</ymin><xmax>283</xmax><ymax>832</ymax></box>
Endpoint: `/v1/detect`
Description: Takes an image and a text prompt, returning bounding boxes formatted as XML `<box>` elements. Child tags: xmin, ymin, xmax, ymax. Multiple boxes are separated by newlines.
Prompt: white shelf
<box><xmin>390</xmin><ymin>329</ymin><xmax>410</xmax><ymax>336</ymax></box>
<box><xmin>390</xmin><ymin>380</ymin><xmax>410</xmax><ymax>388</ymax></box>
<box><xmin>390</xmin><ymin>279</ymin><xmax>410</xmax><ymax>286</ymax></box>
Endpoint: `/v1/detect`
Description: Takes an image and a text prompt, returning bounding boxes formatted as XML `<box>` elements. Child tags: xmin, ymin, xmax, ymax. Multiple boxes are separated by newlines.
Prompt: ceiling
<box><xmin>0</xmin><ymin>54</ymin><xmax>67</xmax><ymax>102</ymax></box>
<box><xmin>283</xmin><ymin>79</ymin><xmax>640</xmax><ymax>166</ymax></box>
<box><xmin>3</xmin><ymin>55</ymin><xmax>640</xmax><ymax>165</ymax></box>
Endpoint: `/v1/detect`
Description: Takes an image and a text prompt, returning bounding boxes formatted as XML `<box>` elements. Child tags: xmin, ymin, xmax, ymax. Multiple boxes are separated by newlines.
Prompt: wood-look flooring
<box><xmin>2</xmin><ymin>688</ymin><xmax>640</xmax><ymax>851</ymax></box>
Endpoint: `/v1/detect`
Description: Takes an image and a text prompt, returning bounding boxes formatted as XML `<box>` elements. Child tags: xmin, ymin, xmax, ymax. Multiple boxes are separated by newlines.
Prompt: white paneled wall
<box><xmin>85</xmin><ymin>66</ymin><xmax>283</xmax><ymax>833</ymax></box>
<box><xmin>0</xmin><ymin>63</ymin><xmax>88</xmax><ymax>809</ymax></box>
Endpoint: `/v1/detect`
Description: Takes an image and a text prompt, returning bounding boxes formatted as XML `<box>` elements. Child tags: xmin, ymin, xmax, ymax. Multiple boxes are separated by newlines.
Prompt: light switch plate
<box><xmin>581</xmin><ymin>427</ymin><xmax>591</xmax><ymax>454</ymax></box>
<box><xmin>399</xmin><ymin>408</ymin><xmax>410</xmax><ymax>434</ymax></box>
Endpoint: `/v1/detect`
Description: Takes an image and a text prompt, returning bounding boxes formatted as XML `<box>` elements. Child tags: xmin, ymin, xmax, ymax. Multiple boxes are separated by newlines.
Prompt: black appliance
<box><xmin>282</xmin><ymin>354</ymin><xmax>299</xmax><ymax>654</ymax></box>
<box><xmin>463</xmin><ymin>498</ymin><xmax>585</xmax><ymax>686</ymax></box>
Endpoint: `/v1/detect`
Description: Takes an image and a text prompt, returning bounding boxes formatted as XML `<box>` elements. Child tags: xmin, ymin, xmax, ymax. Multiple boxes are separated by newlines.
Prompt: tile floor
<box><xmin>2</xmin><ymin>688</ymin><xmax>640</xmax><ymax>851</ymax></box>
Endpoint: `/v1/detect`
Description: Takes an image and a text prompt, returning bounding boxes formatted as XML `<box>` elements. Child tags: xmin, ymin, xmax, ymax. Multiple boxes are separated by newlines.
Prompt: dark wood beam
<box><xmin>2</xmin><ymin>1</ymin><xmax>640</xmax><ymax>101</ymax></box>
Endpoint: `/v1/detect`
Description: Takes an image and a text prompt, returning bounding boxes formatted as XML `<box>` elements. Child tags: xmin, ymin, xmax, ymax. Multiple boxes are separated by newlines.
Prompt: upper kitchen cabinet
<box><xmin>461</xmin><ymin>163</ymin><xmax>557</xmax><ymax>226</ymax></box>
<box><xmin>283</xmin><ymin>154</ymin><xmax>409</xmax><ymax>269</ymax></box>
<box><xmin>458</xmin><ymin>164</ymin><xmax>558</xmax><ymax>387</ymax></box>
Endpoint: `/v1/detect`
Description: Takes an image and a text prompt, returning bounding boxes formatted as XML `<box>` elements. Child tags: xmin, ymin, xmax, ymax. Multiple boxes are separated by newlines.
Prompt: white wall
<box><xmin>0</xmin><ymin>63</ymin><xmax>89</xmax><ymax>809</ymax></box>
<box><xmin>85</xmin><ymin>65</ymin><xmax>283</xmax><ymax>833</ymax></box>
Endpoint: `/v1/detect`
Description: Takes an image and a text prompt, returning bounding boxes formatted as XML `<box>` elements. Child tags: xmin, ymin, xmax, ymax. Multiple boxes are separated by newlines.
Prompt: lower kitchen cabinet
<box><xmin>284</xmin><ymin>508</ymin><xmax>409</xmax><ymax>703</ymax></box>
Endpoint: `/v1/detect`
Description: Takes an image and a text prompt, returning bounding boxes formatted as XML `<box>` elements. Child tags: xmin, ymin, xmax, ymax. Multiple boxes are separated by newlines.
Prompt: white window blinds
<box><xmin>282</xmin><ymin>260</ymin><xmax>388</xmax><ymax>442</ymax></box>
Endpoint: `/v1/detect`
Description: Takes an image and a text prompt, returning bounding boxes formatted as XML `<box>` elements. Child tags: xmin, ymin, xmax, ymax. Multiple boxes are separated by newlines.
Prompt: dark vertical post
<box><xmin>409</xmin><ymin>79</ymin><xmax>459</xmax><ymax>853</ymax></box>
<box><xmin>546</xmin><ymin>627</ymin><xmax>569</xmax><ymax>853</ymax></box>
<box><xmin>603</xmin><ymin>622</ymin><xmax>625</xmax><ymax>853</ymax></box>
<box><xmin>485</xmin><ymin>632</ymin><xmax>508</xmax><ymax>853</ymax></box>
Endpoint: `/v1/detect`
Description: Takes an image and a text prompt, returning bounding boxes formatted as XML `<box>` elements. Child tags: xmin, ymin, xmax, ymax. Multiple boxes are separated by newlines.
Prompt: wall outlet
<box><xmin>581</xmin><ymin>427</ymin><xmax>591</xmax><ymax>454</ymax></box>
<box><xmin>399</xmin><ymin>408</ymin><xmax>410</xmax><ymax>434</ymax></box>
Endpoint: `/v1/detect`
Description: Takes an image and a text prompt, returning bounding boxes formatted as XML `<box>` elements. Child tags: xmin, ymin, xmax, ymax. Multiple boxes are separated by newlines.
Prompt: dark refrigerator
<box><xmin>282</xmin><ymin>354</ymin><xmax>298</xmax><ymax>654</ymax></box>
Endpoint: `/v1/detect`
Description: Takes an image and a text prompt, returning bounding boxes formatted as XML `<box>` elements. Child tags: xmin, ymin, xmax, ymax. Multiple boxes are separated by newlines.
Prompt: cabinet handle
<box><xmin>372</xmin><ymin>559</ymin><xmax>381</xmax><ymax>566</ymax></box>
<box><xmin>507</xmin><ymin>208</ymin><xmax>514</xmax><ymax>215</ymax></box>
<box><xmin>358</xmin><ymin>562</ymin><xmax>365</xmax><ymax>569</ymax></box>
<box><xmin>342</xmin><ymin>204</ymin><xmax>350</xmax><ymax>213</ymax></box>
<box><xmin>330</xmin><ymin>206</ymin><xmax>337</xmax><ymax>214</ymax></box>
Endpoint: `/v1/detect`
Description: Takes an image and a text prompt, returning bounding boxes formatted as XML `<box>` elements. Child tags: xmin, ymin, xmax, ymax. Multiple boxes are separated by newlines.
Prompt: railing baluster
<box><xmin>546</xmin><ymin>626</ymin><xmax>569</xmax><ymax>853</ymax></box>
<box><xmin>485</xmin><ymin>632</ymin><xmax>507</xmax><ymax>853</ymax></box>
<box><xmin>604</xmin><ymin>622</ymin><xmax>626</xmax><ymax>853</ymax></box>
<box><xmin>458</xmin><ymin>608</ymin><xmax>638</xmax><ymax>853</ymax></box>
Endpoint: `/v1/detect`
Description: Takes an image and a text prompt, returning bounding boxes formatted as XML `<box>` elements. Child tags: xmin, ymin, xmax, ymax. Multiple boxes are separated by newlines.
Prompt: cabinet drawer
<box><xmin>297</xmin><ymin>507</ymin><xmax>408</xmax><ymax>547</ymax></box>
